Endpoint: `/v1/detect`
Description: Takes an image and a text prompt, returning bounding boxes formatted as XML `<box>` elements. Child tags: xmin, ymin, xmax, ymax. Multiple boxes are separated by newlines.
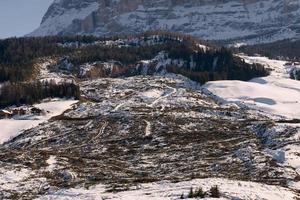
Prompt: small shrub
<box><xmin>195</xmin><ymin>187</ymin><xmax>205</xmax><ymax>198</ymax></box>
<box><xmin>210</xmin><ymin>185</ymin><xmax>220</xmax><ymax>198</ymax></box>
<box><xmin>180</xmin><ymin>193</ymin><xmax>185</xmax><ymax>199</ymax></box>
<box><xmin>188</xmin><ymin>187</ymin><xmax>194</xmax><ymax>198</ymax></box>
<box><xmin>180</xmin><ymin>185</ymin><xmax>221</xmax><ymax>199</ymax></box>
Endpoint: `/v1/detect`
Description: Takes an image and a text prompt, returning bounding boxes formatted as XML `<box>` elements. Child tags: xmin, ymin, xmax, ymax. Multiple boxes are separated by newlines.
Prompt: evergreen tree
<box><xmin>195</xmin><ymin>187</ymin><xmax>205</xmax><ymax>198</ymax></box>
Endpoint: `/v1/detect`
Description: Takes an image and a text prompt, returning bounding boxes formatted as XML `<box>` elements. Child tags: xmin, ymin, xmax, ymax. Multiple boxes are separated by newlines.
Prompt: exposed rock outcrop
<box><xmin>30</xmin><ymin>0</ymin><xmax>300</xmax><ymax>44</ymax></box>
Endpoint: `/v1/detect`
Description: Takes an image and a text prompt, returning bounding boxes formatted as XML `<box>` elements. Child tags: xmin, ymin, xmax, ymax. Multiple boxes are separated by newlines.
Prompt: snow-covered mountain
<box><xmin>30</xmin><ymin>0</ymin><xmax>300</xmax><ymax>44</ymax></box>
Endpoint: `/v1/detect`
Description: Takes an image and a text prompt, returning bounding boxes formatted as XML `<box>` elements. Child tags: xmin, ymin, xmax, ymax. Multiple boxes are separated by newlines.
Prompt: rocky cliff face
<box><xmin>30</xmin><ymin>0</ymin><xmax>300</xmax><ymax>44</ymax></box>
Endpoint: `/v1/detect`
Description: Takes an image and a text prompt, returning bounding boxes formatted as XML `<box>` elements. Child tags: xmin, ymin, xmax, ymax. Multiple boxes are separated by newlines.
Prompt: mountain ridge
<box><xmin>30</xmin><ymin>0</ymin><xmax>300</xmax><ymax>44</ymax></box>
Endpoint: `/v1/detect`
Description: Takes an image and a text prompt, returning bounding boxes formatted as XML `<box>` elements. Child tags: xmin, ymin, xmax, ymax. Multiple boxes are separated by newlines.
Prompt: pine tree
<box><xmin>195</xmin><ymin>187</ymin><xmax>205</xmax><ymax>198</ymax></box>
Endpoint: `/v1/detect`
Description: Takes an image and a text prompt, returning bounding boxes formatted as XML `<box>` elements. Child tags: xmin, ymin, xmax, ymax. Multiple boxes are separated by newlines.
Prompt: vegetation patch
<box><xmin>0</xmin><ymin>32</ymin><xmax>269</xmax><ymax>84</ymax></box>
<box><xmin>0</xmin><ymin>80</ymin><xmax>80</xmax><ymax>108</ymax></box>
<box><xmin>180</xmin><ymin>186</ymin><xmax>220</xmax><ymax>199</ymax></box>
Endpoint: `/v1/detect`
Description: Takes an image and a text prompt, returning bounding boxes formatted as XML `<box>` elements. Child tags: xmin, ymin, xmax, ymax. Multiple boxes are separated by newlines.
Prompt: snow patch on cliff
<box><xmin>30</xmin><ymin>2</ymin><xmax>99</xmax><ymax>36</ymax></box>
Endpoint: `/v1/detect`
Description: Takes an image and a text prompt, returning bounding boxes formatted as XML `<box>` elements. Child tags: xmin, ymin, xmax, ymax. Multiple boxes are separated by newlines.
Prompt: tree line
<box><xmin>0</xmin><ymin>35</ymin><xmax>101</xmax><ymax>82</ymax></box>
<box><xmin>166</xmin><ymin>45</ymin><xmax>269</xmax><ymax>84</ymax></box>
<box><xmin>236</xmin><ymin>39</ymin><xmax>300</xmax><ymax>61</ymax></box>
<box><xmin>0</xmin><ymin>80</ymin><xmax>80</xmax><ymax>108</ymax></box>
<box><xmin>0</xmin><ymin>31</ymin><xmax>269</xmax><ymax>85</ymax></box>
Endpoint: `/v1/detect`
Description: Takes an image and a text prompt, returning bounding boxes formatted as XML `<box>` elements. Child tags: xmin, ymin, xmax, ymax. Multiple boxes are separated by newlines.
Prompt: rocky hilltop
<box><xmin>30</xmin><ymin>0</ymin><xmax>300</xmax><ymax>44</ymax></box>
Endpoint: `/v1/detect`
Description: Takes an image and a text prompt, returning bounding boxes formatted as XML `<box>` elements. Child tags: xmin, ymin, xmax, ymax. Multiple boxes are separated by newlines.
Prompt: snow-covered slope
<box><xmin>204</xmin><ymin>56</ymin><xmax>300</xmax><ymax>119</ymax></box>
<box><xmin>30</xmin><ymin>0</ymin><xmax>300</xmax><ymax>44</ymax></box>
<box><xmin>0</xmin><ymin>99</ymin><xmax>77</xmax><ymax>144</ymax></box>
<box><xmin>30</xmin><ymin>0</ymin><xmax>99</xmax><ymax>36</ymax></box>
<box><xmin>1</xmin><ymin>35</ymin><xmax>300</xmax><ymax>198</ymax></box>
<box><xmin>38</xmin><ymin>178</ymin><xmax>297</xmax><ymax>200</ymax></box>
<box><xmin>204</xmin><ymin>55</ymin><xmax>300</xmax><ymax>195</ymax></box>
<box><xmin>0</xmin><ymin>56</ymin><xmax>300</xmax><ymax>198</ymax></box>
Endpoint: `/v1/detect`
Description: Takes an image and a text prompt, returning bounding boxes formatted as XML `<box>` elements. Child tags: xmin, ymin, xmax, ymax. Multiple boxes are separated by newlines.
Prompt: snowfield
<box><xmin>37</xmin><ymin>178</ymin><xmax>298</xmax><ymax>200</ymax></box>
<box><xmin>205</xmin><ymin>56</ymin><xmax>300</xmax><ymax>119</ymax></box>
<box><xmin>142</xmin><ymin>89</ymin><xmax>164</xmax><ymax>98</ymax></box>
<box><xmin>0</xmin><ymin>99</ymin><xmax>77</xmax><ymax>144</ymax></box>
<box><xmin>0</xmin><ymin>120</ymin><xmax>42</xmax><ymax>145</ymax></box>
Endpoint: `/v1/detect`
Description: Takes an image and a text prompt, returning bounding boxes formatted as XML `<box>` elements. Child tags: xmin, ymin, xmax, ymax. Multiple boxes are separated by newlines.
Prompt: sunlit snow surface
<box><xmin>0</xmin><ymin>99</ymin><xmax>77</xmax><ymax>144</ymax></box>
<box><xmin>205</xmin><ymin>56</ymin><xmax>300</xmax><ymax>119</ymax></box>
<box><xmin>30</xmin><ymin>2</ymin><xmax>99</xmax><ymax>36</ymax></box>
<box><xmin>37</xmin><ymin>178</ymin><xmax>297</xmax><ymax>200</ymax></box>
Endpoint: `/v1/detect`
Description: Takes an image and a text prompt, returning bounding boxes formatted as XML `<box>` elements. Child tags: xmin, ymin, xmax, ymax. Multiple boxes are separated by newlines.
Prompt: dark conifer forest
<box><xmin>236</xmin><ymin>39</ymin><xmax>300</xmax><ymax>61</ymax></box>
<box><xmin>0</xmin><ymin>81</ymin><xmax>80</xmax><ymax>108</ymax></box>
<box><xmin>0</xmin><ymin>32</ymin><xmax>269</xmax><ymax>107</ymax></box>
